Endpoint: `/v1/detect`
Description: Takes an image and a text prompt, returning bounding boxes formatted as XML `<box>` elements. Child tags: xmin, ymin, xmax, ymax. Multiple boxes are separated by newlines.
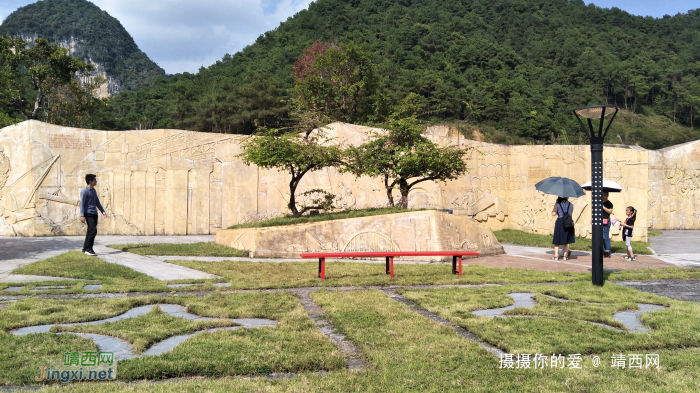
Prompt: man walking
<box><xmin>80</xmin><ymin>174</ymin><xmax>108</xmax><ymax>256</ymax></box>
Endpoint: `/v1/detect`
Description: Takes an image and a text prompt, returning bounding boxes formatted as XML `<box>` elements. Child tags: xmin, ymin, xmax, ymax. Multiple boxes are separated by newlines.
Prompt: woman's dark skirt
<box><xmin>552</xmin><ymin>217</ymin><xmax>576</xmax><ymax>245</ymax></box>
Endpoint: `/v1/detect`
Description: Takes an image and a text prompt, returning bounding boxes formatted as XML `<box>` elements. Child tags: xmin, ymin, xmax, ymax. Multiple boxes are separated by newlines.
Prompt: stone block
<box><xmin>215</xmin><ymin>210</ymin><xmax>504</xmax><ymax>260</ymax></box>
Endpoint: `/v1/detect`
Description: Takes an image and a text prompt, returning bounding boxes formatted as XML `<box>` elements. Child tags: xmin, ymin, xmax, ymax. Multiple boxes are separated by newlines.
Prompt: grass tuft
<box><xmin>13</xmin><ymin>251</ymin><xmax>152</xmax><ymax>281</ymax></box>
<box><xmin>108</xmin><ymin>242</ymin><xmax>249</xmax><ymax>257</ymax></box>
<box><xmin>227</xmin><ymin>207</ymin><xmax>427</xmax><ymax>229</ymax></box>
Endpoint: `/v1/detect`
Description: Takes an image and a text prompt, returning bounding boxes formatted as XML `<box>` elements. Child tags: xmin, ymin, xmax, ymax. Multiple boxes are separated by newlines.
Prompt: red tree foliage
<box><xmin>292</xmin><ymin>40</ymin><xmax>334</xmax><ymax>82</ymax></box>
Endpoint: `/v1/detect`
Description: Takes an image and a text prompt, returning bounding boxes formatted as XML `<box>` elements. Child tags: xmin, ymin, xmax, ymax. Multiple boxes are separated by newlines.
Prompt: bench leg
<box><xmin>318</xmin><ymin>258</ymin><xmax>325</xmax><ymax>280</ymax></box>
<box><xmin>458</xmin><ymin>256</ymin><xmax>463</xmax><ymax>277</ymax></box>
<box><xmin>390</xmin><ymin>256</ymin><xmax>394</xmax><ymax>279</ymax></box>
<box><xmin>452</xmin><ymin>256</ymin><xmax>457</xmax><ymax>274</ymax></box>
<box><xmin>386</xmin><ymin>256</ymin><xmax>390</xmax><ymax>274</ymax></box>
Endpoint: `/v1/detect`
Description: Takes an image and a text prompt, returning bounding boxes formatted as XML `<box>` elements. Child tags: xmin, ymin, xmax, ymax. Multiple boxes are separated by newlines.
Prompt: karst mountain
<box><xmin>0</xmin><ymin>0</ymin><xmax>165</xmax><ymax>97</ymax></box>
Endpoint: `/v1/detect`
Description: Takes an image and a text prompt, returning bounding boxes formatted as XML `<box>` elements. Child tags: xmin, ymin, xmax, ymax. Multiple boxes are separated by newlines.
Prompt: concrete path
<box><xmin>93</xmin><ymin>246</ymin><xmax>219</xmax><ymax>281</ymax></box>
<box><xmin>0</xmin><ymin>235</ymin><xmax>216</xmax><ymax>281</ymax></box>
<box><xmin>500</xmin><ymin>243</ymin><xmax>679</xmax><ymax>271</ymax></box>
<box><xmin>649</xmin><ymin>230</ymin><xmax>700</xmax><ymax>267</ymax></box>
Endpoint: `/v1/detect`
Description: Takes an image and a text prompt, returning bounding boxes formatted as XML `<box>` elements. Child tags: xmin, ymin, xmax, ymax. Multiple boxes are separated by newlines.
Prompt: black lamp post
<box><xmin>572</xmin><ymin>105</ymin><xmax>620</xmax><ymax>286</ymax></box>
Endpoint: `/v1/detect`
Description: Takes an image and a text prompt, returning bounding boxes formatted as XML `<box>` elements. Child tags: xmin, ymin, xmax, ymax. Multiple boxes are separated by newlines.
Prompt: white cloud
<box><xmin>89</xmin><ymin>0</ymin><xmax>314</xmax><ymax>74</ymax></box>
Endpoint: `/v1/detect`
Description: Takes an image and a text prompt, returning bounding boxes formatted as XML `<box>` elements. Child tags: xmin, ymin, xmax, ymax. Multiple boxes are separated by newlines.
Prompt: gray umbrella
<box><xmin>535</xmin><ymin>177</ymin><xmax>585</xmax><ymax>198</ymax></box>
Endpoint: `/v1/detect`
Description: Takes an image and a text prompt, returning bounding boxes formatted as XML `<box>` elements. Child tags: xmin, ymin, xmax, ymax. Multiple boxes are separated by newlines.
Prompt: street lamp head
<box><xmin>572</xmin><ymin>105</ymin><xmax>620</xmax><ymax>140</ymax></box>
<box><xmin>572</xmin><ymin>105</ymin><xmax>618</xmax><ymax>119</ymax></box>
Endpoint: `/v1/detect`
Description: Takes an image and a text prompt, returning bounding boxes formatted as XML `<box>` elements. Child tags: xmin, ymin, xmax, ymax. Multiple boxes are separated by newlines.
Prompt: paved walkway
<box><xmin>649</xmin><ymin>230</ymin><xmax>700</xmax><ymax>267</ymax></box>
<box><xmin>618</xmin><ymin>280</ymin><xmax>700</xmax><ymax>302</ymax></box>
<box><xmin>0</xmin><ymin>235</ymin><xmax>215</xmax><ymax>282</ymax></box>
<box><xmin>93</xmin><ymin>246</ymin><xmax>218</xmax><ymax>281</ymax></box>
<box><xmin>500</xmin><ymin>244</ymin><xmax>676</xmax><ymax>272</ymax></box>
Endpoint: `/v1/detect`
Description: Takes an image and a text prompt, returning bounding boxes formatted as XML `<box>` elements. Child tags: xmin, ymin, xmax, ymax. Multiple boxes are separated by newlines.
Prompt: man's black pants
<box><xmin>83</xmin><ymin>214</ymin><xmax>98</xmax><ymax>252</ymax></box>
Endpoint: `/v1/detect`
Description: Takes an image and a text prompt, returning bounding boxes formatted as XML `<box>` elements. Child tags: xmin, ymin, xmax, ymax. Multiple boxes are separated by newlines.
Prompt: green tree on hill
<box><xmin>0</xmin><ymin>36</ymin><xmax>98</xmax><ymax>123</ymax></box>
<box><xmin>238</xmin><ymin>126</ymin><xmax>341</xmax><ymax>217</ymax></box>
<box><xmin>292</xmin><ymin>40</ymin><xmax>381</xmax><ymax>123</ymax></box>
<box><xmin>344</xmin><ymin>94</ymin><xmax>471</xmax><ymax>208</ymax></box>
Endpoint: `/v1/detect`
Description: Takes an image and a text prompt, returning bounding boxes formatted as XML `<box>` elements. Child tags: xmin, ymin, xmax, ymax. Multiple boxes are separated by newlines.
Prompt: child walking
<box><xmin>622</xmin><ymin>206</ymin><xmax>636</xmax><ymax>261</ymax></box>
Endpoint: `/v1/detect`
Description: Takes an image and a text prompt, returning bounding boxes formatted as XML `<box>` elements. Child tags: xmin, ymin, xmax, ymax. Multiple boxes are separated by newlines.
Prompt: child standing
<box><xmin>622</xmin><ymin>206</ymin><xmax>636</xmax><ymax>261</ymax></box>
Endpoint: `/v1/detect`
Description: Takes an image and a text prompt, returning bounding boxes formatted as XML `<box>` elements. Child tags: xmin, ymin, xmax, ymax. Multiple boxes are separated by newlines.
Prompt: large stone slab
<box><xmin>215</xmin><ymin>210</ymin><xmax>504</xmax><ymax>260</ymax></box>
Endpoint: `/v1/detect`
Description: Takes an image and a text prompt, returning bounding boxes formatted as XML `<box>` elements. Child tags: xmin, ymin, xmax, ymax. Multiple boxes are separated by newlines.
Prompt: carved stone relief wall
<box><xmin>1</xmin><ymin>121</ymin><xmax>697</xmax><ymax>238</ymax></box>
<box><xmin>648</xmin><ymin>142</ymin><xmax>700</xmax><ymax>230</ymax></box>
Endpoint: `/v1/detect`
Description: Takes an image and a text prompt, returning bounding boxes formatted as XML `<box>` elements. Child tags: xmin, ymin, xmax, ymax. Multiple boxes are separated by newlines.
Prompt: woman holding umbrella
<box><xmin>551</xmin><ymin>196</ymin><xmax>575</xmax><ymax>260</ymax></box>
<box><xmin>535</xmin><ymin>177</ymin><xmax>585</xmax><ymax>261</ymax></box>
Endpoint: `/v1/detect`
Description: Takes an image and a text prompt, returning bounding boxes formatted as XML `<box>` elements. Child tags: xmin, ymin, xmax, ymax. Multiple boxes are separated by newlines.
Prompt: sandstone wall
<box><xmin>648</xmin><ymin>140</ymin><xmax>700</xmax><ymax>230</ymax></box>
<box><xmin>1</xmin><ymin>120</ymin><xmax>697</xmax><ymax>239</ymax></box>
<box><xmin>215</xmin><ymin>210</ymin><xmax>503</xmax><ymax>260</ymax></box>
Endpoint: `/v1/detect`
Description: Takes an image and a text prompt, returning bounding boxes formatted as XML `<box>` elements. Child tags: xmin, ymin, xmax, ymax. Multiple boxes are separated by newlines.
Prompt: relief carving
<box><xmin>0</xmin><ymin>147</ymin><xmax>10</xmax><ymax>190</ymax></box>
<box><xmin>341</xmin><ymin>231</ymin><xmax>400</xmax><ymax>253</ymax></box>
<box><xmin>101</xmin><ymin>185</ymin><xmax>112</xmax><ymax>215</ymax></box>
<box><xmin>481</xmin><ymin>233</ymin><xmax>493</xmax><ymax>248</ymax></box>
<box><xmin>305</xmin><ymin>231</ymin><xmax>339</xmax><ymax>252</ymax></box>
<box><xmin>334</xmin><ymin>183</ymin><xmax>357</xmax><ymax>211</ymax></box>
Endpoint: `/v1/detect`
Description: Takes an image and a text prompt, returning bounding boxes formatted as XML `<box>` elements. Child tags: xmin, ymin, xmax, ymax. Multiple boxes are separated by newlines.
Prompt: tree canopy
<box><xmin>0</xmin><ymin>36</ymin><xmax>101</xmax><ymax>125</ymax></box>
<box><xmin>344</xmin><ymin>95</ymin><xmax>471</xmax><ymax>208</ymax></box>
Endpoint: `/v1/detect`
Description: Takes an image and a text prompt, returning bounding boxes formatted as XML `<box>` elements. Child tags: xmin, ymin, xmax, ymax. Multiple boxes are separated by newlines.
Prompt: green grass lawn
<box><xmin>4</xmin><ymin>251</ymin><xmax>699</xmax><ymax>295</ymax></box>
<box><xmin>7</xmin><ymin>251</ymin><xmax>167</xmax><ymax>293</ymax></box>
<box><xmin>0</xmin><ymin>293</ymin><xmax>345</xmax><ymax>384</ymax></box>
<box><xmin>400</xmin><ymin>282</ymin><xmax>700</xmax><ymax>355</ymax></box>
<box><xmin>608</xmin><ymin>267</ymin><xmax>700</xmax><ymax>281</ymax></box>
<box><xmin>227</xmin><ymin>207</ymin><xmax>426</xmax><ymax>229</ymax></box>
<box><xmin>493</xmin><ymin>229</ymin><xmax>653</xmax><ymax>255</ymax></box>
<box><xmin>108</xmin><ymin>242</ymin><xmax>249</xmax><ymax>257</ymax></box>
<box><xmin>13</xmin><ymin>251</ymin><xmax>154</xmax><ymax>281</ymax></box>
<box><xmin>57</xmin><ymin>288</ymin><xmax>700</xmax><ymax>392</ymax></box>
<box><xmin>648</xmin><ymin>230</ymin><xmax>663</xmax><ymax>237</ymax></box>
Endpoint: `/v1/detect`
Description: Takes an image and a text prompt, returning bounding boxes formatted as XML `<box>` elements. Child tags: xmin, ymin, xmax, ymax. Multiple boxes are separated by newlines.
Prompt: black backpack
<box><xmin>559</xmin><ymin>202</ymin><xmax>575</xmax><ymax>230</ymax></box>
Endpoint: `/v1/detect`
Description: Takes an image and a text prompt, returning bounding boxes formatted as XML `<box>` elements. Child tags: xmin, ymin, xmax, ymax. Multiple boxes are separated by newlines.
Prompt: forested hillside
<box><xmin>0</xmin><ymin>0</ymin><xmax>165</xmax><ymax>93</ymax></box>
<box><xmin>5</xmin><ymin>0</ymin><xmax>700</xmax><ymax>149</ymax></box>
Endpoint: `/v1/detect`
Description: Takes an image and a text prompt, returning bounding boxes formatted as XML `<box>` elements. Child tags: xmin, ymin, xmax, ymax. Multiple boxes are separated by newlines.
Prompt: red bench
<box><xmin>299</xmin><ymin>251</ymin><xmax>480</xmax><ymax>280</ymax></box>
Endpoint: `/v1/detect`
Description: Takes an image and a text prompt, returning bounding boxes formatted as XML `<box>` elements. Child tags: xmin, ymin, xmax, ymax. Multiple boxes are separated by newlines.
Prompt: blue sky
<box><xmin>1</xmin><ymin>0</ymin><xmax>698</xmax><ymax>74</ymax></box>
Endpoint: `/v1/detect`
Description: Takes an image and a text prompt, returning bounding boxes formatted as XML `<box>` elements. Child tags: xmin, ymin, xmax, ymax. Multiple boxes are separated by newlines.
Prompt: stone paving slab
<box><xmin>649</xmin><ymin>254</ymin><xmax>700</xmax><ymax>267</ymax></box>
<box><xmin>617</xmin><ymin>280</ymin><xmax>700</xmax><ymax>302</ymax></box>
<box><xmin>93</xmin><ymin>246</ymin><xmax>219</xmax><ymax>281</ymax></box>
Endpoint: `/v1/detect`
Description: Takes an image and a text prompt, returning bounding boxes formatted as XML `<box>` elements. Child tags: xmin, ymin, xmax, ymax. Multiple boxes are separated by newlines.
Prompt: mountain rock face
<box><xmin>0</xmin><ymin>0</ymin><xmax>165</xmax><ymax>97</ymax></box>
